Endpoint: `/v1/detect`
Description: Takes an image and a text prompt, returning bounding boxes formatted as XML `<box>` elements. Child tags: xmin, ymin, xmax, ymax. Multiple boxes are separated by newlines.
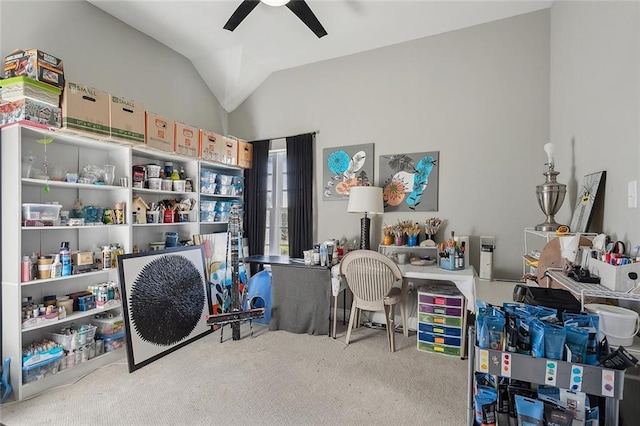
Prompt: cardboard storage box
<box><xmin>109</xmin><ymin>94</ymin><xmax>145</xmax><ymax>144</ymax></box>
<box><xmin>174</xmin><ymin>121</ymin><xmax>199</xmax><ymax>158</ymax></box>
<box><xmin>217</xmin><ymin>136</ymin><xmax>237</xmax><ymax>166</ymax></box>
<box><xmin>0</xmin><ymin>98</ymin><xmax>61</xmax><ymax>128</ymax></box>
<box><xmin>0</xmin><ymin>76</ymin><xmax>62</xmax><ymax>106</ymax></box>
<box><xmin>199</xmin><ymin>129</ymin><xmax>223</xmax><ymax>162</ymax></box>
<box><xmin>4</xmin><ymin>48</ymin><xmax>65</xmax><ymax>89</ymax></box>
<box><xmin>61</xmin><ymin>81</ymin><xmax>110</xmax><ymax>138</ymax></box>
<box><xmin>588</xmin><ymin>258</ymin><xmax>640</xmax><ymax>291</ymax></box>
<box><xmin>145</xmin><ymin>111</ymin><xmax>174</xmax><ymax>152</ymax></box>
<box><xmin>237</xmin><ymin>139</ymin><xmax>253</xmax><ymax>169</ymax></box>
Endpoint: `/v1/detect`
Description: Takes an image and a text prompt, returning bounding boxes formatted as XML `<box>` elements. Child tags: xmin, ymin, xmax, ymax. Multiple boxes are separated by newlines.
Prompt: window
<box><xmin>265</xmin><ymin>149</ymin><xmax>288</xmax><ymax>255</ymax></box>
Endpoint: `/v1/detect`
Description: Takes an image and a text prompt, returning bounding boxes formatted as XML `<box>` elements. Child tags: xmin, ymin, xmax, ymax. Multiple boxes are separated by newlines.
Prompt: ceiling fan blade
<box><xmin>224</xmin><ymin>0</ymin><xmax>261</xmax><ymax>32</ymax></box>
<box><xmin>286</xmin><ymin>0</ymin><xmax>327</xmax><ymax>38</ymax></box>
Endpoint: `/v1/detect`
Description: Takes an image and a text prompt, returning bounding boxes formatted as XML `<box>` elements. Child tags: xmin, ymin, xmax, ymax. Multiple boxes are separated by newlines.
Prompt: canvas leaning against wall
<box><xmin>379</xmin><ymin>152</ymin><xmax>439</xmax><ymax>212</ymax></box>
<box><xmin>322</xmin><ymin>143</ymin><xmax>374</xmax><ymax>200</ymax></box>
<box><xmin>117</xmin><ymin>246</ymin><xmax>212</xmax><ymax>372</ymax></box>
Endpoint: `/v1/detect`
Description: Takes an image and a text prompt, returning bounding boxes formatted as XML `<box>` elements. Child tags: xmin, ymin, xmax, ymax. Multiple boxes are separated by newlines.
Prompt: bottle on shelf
<box><xmin>51</xmin><ymin>254</ymin><xmax>62</xmax><ymax>278</ymax></box>
<box><xmin>21</xmin><ymin>256</ymin><xmax>32</xmax><ymax>282</ymax></box>
<box><xmin>102</xmin><ymin>245</ymin><xmax>112</xmax><ymax>270</ymax></box>
<box><xmin>60</xmin><ymin>242</ymin><xmax>72</xmax><ymax>276</ymax></box>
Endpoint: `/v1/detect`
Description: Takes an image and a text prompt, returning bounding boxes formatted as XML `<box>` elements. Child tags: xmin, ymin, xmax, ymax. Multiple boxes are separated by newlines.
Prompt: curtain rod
<box><xmin>257</xmin><ymin>130</ymin><xmax>319</xmax><ymax>142</ymax></box>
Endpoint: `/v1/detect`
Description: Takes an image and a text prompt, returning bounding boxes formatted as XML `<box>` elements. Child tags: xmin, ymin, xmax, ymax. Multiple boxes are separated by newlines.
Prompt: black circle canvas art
<box><xmin>130</xmin><ymin>255</ymin><xmax>205</xmax><ymax>346</ymax></box>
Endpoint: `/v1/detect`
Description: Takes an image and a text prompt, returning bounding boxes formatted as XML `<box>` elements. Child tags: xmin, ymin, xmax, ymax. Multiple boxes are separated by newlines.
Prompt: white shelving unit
<box><xmin>378</xmin><ymin>244</ymin><xmax>438</xmax><ymax>262</ymax></box>
<box><xmin>1</xmin><ymin>124</ymin><xmax>245</xmax><ymax>400</ymax></box>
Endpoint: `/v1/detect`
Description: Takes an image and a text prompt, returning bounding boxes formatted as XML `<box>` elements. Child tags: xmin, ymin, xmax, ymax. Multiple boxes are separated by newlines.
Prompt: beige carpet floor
<box><xmin>0</xmin><ymin>324</ymin><xmax>470</xmax><ymax>426</ymax></box>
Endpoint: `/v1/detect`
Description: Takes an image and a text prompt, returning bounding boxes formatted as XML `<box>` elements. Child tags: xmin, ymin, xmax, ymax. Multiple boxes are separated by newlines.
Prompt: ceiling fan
<box><xmin>224</xmin><ymin>0</ymin><xmax>328</xmax><ymax>38</ymax></box>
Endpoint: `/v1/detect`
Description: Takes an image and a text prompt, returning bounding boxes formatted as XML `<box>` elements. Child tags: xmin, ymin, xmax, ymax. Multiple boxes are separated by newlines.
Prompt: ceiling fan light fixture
<box><xmin>261</xmin><ymin>0</ymin><xmax>290</xmax><ymax>7</ymax></box>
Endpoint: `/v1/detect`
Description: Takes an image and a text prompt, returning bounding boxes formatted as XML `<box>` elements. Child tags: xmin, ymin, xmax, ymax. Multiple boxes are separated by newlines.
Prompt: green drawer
<box><xmin>418</xmin><ymin>313</ymin><xmax>462</xmax><ymax>327</ymax></box>
<box><xmin>417</xmin><ymin>341</ymin><xmax>461</xmax><ymax>357</ymax></box>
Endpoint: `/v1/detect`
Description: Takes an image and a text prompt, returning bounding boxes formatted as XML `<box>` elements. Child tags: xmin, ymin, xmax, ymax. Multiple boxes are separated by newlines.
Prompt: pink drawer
<box><xmin>418</xmin><ymin>294</ymin><xmax>463</xmax><ymax>307</ymax></box>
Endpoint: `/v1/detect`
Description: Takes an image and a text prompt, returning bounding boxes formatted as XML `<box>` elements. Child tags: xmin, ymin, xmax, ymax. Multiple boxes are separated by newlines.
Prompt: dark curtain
<box><xmin>243</xmin><ymin>139</ymin><xmax>270</xmax><ymax>275</ymax></box>
<box><xmin>286</xmin><ymin>133</ymin><xmax>314</xmax><ymax>258</ymax></box>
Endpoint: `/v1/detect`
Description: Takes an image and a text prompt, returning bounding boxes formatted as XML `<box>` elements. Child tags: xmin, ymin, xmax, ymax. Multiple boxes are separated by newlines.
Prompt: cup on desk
<box><xmin>397</xmin><ymin>253</ymin><xmax>408</xmax><ymax>264</ymax></box>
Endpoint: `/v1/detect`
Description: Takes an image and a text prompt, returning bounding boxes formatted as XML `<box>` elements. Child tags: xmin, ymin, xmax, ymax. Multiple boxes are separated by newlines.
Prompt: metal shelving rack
<box><xmin>545</xmin><ymin>269</ymin><xmax>640</xmax><ymax>355</ymax></box>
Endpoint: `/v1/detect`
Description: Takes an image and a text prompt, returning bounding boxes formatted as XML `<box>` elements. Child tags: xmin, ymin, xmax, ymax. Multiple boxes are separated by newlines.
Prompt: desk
<box><xmin>245</xmin><ymin>255</ymin><xmax>331</xmax><ymax>335</ymax></box>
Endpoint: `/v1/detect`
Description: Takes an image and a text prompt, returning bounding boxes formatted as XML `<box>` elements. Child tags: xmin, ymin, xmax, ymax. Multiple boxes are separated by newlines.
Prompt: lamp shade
<box><xmin>347</xmin><ymin>186</ymin><xmax>384</xmax><ymax>214</ymax></box>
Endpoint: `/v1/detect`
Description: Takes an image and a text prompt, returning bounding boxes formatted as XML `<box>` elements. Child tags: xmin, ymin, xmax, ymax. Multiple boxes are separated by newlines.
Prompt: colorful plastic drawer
<box><xmin>418</xmin><ymin>304</ymin><xmax>462</xmax><ymax>316</ymax></box>
<box><xmin>418</xmin><ymin>331</ymin><xmax>462</xmax><ymax>347</ymax></box>
<box><xmin>417</xmin><ymin>341</ymin><xmax>461</xmax><ymax>357</ymax></box>
<box><xmin>418</xmin><ymin>322</ymin><xmax>462</xmax><ymax>337</ymax></box>
<box><xmin>418</xmin><ymin>313</ymin><xmax>462</xmax><ymax>327</ymax></box>
<box><xmin>418</xmin><ymin>294</ymin><xmax>463</xmax><ymax>307</ymax></box>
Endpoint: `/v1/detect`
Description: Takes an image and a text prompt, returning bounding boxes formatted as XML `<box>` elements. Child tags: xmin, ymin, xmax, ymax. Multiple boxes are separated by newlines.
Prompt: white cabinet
<box><xmin>1</xmin><ymin>124</ymin><xmax>245</xmax><ymax>400</ymax></box>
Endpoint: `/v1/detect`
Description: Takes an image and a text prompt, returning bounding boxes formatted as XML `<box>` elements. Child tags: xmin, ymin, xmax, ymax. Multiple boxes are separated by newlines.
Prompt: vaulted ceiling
<box><xmin>90</xmin><ymin>0</ymin><xmax>552</xmax><ymax>112</ymax></box>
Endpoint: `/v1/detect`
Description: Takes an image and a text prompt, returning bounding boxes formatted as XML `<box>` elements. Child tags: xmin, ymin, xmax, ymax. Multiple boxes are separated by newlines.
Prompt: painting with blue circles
<box><xmin>322</xmin><ymin>143</ymin><xmax>374</xmax><ymax>201</ymax></box>
<box><xmin>379</xmin><ymin>151</ymin><xmax>439</xmax><ymax>212</ymax></box>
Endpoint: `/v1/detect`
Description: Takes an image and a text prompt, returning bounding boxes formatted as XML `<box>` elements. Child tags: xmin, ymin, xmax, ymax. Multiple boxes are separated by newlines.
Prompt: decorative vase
<box><xmin>383</xmin><ymin>235</ymin><xmax>393</xmax><ymax>246</ymax></box>
<box><xmin>425</xmin><ymin>234</ymin><xmax>435</xmax><ymax>243</ymax></box>
<box><xmin>394</xmin><ymin>235</ymin><xmax>404</xmax><ymax>246</ymax></box>
<box><xmin>407</xmin><ymin>235</ymin><xmax>418</xmax><ymax>247</ymax></box>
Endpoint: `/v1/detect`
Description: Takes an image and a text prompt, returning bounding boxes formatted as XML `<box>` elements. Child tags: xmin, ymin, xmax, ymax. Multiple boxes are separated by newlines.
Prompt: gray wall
<box><xmin>550</xmin><ymin>0</ymin><xmax>640</xmax><ymax>247</ymax></box>
<box><xmin>230</xmin><ymin>10</ymin><xmax>552</xmax><ymax>279</ymax></box>
<box><xmin>0</xmin><ymin>0</ymin><xmax>228</xmax><ymax>133</ymax></box>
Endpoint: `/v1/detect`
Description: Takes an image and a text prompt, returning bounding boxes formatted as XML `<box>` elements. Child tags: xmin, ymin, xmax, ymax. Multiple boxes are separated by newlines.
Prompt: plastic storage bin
<box><xmin>91</xmin><ymin>314</ymin><xmax>124</xmax><ymax>336</ymax></box>
<box><xmin>49</xmin><ymin>325</ymin><xmax>96</xmax><ymax>350</ymax></box>
<box><xmin>102</xmin><ymin>331</ymin><xmax>126</xmax><ymax>353</ymax></box>
<box><xmin>22</xmin><ymin>203</ymin><xmax>62</xmax><ymax>221</ymax></box>
<box><xmin>22</xmin><ymin>356</ymin><xmax>62</xmax><ymax>384</ymax></box>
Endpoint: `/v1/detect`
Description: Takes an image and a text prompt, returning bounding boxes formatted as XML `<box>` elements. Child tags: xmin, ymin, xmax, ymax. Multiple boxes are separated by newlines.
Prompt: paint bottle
<box><xmin>60</xmin><ymin>242</ymin><xmax>72</xmax><ymax>276</ymax></box>
<box><xmin>21</xmin><ymin>256</ymin><xmax>32</xmax><ymax>282</ymax></box>
<box><xmin>102</xmin><ymin>246</ymin><xmax>112</xmax><ymax>270</ymax></box>
<box><xmin>51</xmin><ymin>254</ymin><xmax>62</xmax><ymax>278</ymax></box>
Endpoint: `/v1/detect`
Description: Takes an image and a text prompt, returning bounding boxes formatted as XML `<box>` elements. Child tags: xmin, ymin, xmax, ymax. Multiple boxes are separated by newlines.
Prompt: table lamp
<box><xmin>535</xmin><ymin>142</ymin><xmax>566</xmax><ymax>231</ymax></box>
<box><xmin>347</xmin><ymin>186</ymin><xmax>384</xmax><ymax>250</ymax></box>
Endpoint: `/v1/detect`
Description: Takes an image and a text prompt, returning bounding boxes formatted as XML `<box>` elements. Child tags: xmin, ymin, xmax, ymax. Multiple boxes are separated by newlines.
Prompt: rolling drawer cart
<box><xmin>417</xmin><ymin>281</ymin><xmax>467</xmax><ymax>359</ymax></box>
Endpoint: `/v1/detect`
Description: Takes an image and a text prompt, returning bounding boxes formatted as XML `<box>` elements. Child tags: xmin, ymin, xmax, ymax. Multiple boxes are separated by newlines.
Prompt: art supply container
<box><xmin>37</xmin><ymin>256</ymin><xmax>53</xmax><ymax>279</ymax></box>
<box><xmin>165</xmin><ymin>232</ymin><xmax>178</xmax><ymax>248</ymax></box>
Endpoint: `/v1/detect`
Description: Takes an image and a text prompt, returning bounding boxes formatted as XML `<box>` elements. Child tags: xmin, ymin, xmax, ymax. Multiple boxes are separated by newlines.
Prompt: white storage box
<box><xmin>588</xmin><ymin>258</ymin><xmax>640</xmax><ymax>291</ymax></box>
<box><xmin>22</xmin><ymin>203</ymin><xmax>62</xmax><ymax>221</ymax></box>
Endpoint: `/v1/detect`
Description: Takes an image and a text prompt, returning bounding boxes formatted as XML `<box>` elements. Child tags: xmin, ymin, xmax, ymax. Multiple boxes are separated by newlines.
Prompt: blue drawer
<box><xmin>418</xmin><ymin>331</ymin><xmax>462</xmax><ymax>347</ymax></box>
<box><xmin>418</xmin><ymin>322</ymin><xmax>462</xmax><ymax>337</ymax></box>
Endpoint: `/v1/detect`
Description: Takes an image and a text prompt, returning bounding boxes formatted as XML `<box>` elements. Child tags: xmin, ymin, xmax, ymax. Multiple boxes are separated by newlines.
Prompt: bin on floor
<box><xmin>245</xmin><ymin>269</ymin><xmax>272</xmax><ymax>325</ymax></box>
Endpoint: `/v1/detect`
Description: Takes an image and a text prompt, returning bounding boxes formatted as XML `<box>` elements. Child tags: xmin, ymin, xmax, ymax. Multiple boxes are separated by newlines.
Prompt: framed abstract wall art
<box><xmin>117</xmin><ymin>245</ymin><xmax>212</xmax><ymax>372</ymax></box>
<box><xmin>322</xmin><ymin>143</ymin><xmax>374</xmax><ymax>200</ymax></box>
<box><xmin>569</xmin><ymin>171</ymin><xmax>606</xmax><ymax>233</ymax></box>
<box><xmin>379</xmin><ymin>151</ymin><xmax>439</xmax><ymax>212</ymax></box>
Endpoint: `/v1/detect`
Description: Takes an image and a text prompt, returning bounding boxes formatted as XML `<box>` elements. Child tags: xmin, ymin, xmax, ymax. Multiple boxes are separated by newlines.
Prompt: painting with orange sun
<box><xmin>379</xmin><ymin>151</ymin><xmax>439</xmax><ymax>212</ymax></box>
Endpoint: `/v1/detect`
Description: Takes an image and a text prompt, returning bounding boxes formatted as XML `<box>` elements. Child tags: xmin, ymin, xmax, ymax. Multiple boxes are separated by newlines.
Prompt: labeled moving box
<box><xmin>61</xmin><ymin>81</ymin><xmax>110</xmax><ymax>138</ymax></box>
<box><xmin>218</xmin><ymin>136</ymin><xmax>237</xmax><ymax>166</ymax></box>
<box><xmin>174</xmin><ymin>122</ymin><xmax>199</xmax><ymax>158</ymax></box>
<box><xmin>4</xmin><ymin>48</ymin><xmax>65</xmax><ymax>89</ymax></box>
<box><xmin>236</xmin><ymin>139</ymin><xmax>253</xmax><ymax>169</ymax></box>
<box><xmin>199</xmin><ymin>129</ymin><xmax>223</xmax><ymax>162</ymax></box>
<box><xmin>145</xmin><ymin>111</ymin><xmax>174</xmax><ymax>152</ymax></box>
<box><xmin>109</xmin><ymin>94</ymin><xmax>144</xmax><ymax>144</ymax></box>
